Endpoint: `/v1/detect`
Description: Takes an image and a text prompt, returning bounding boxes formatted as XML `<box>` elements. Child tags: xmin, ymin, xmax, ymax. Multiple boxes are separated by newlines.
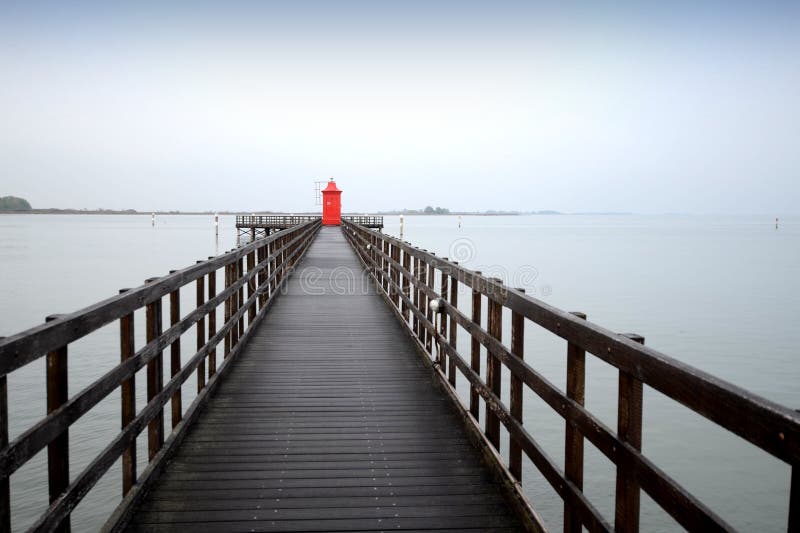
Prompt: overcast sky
<box><xmin>1</xmin><ymin>1</ymin><xmax>798</xmax><ymax>214</ymax></box>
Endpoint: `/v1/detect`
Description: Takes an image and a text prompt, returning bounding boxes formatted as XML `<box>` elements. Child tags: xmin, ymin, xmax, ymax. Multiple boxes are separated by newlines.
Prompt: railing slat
<box><xmin>169</xmin><ymin>281</ymin><xmax>182</xmax><ymax>429</ymax></box>
<box><xmin>118</xmin><ymin>295</ymin><xmax>136</xmax><ymax>496</ymax></box>
<box><xmin>439</xmin><ymin>267</ymin><xmax>449</xmax><ymax>369</ymax></box>
<box><xmin>470</xmin><ymin>273</ymin><xmax>482</xmax><ymax>421</ymax></box>
<box><xmin>344</xmin><ymin>223</ymin><xmax>736</xmax><ymax>531</ymax></box>
<box><xmin>565</xmin><ymin>311</ymin><xmax>587</xmax><ymax>533</ymax></box>
<box><xmin>344</xmin><ymin>227</ymin><xmax>800</xmax><ymax>466</ymax></box>
<box><xmin>485</xmin><ymin>283</ymin><xmax>503</xmax><ymax>448</ymax></box>
<box><xmin>448</xmin><ymin>263</ymin><xmax>459</xmax><ymax>387</ymax></box>
<box><xmin>615</xmin><ymin>333</ymin><xmax>645</xmax><ymax>533</ymax></box>
<box><xmin>45</xmin><ymin>314</ymin><xmax>70</xmax><ymax>533</ymax></box>
<box><xmin>509</xmin><ymin>289</ymin><xmax>525</xmax><ymax>481</ymax></box>
<box><xmin>0</xmin><ymin>337</ymin><xmax>9</xmax><ymax>532</ymax></box>
<box><xmin>145</xmin><ymin>288</ymin><xmax>164</xmax><ymax>460</ymax></box>
<box><xmin>196</xmin><ymin>273</ymin><xmax>206</xmax><ymax>393</ymax></box>
<box><xmin>208</xmin><ymin>265</ymin><xmax>217</xmax><ymax>377</ymax></box>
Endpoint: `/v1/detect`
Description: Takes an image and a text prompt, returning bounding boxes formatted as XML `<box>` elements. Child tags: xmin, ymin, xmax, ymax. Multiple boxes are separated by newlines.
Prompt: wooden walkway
<box><xmin>126</xmin><ymin>227</ymin><xmax>522</xmax><ymax>532</ymax></box>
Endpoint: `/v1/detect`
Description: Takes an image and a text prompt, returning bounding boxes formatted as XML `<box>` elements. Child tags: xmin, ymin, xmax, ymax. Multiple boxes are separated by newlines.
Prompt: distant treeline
<box><xmin>0</xmin><ymin>196</ymin><xmax>32</xmax><ymax>211</ymax></box>
<box><xmin>378</xmin><ymin>206</ymin><xmax>565</xmax><ymax>216</ymax></box>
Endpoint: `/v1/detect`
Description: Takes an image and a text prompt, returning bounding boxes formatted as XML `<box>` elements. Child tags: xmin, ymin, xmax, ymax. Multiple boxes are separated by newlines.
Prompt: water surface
<box><xmin>0</xmin><ymin>213</ymin><xmax>797</xmax><ymax>531</ymax></box>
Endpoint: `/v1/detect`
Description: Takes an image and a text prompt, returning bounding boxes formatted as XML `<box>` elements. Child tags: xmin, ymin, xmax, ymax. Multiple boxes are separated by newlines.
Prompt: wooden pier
<box><xmin>0</xmin><ymin>218</ymin><xmax>798</xmax><ymax>532</ymax></box>
<box><xmin>236</xmin><ymin>215</ymin><xmax>383</xmax><ymax>242</ymax></box>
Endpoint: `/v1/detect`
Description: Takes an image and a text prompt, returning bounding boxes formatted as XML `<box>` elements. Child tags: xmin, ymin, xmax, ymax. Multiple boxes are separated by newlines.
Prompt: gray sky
<box><xmin>1</xmin><ymin>1</ymin><xmax>798</xmax><ymax>214</ymax></box>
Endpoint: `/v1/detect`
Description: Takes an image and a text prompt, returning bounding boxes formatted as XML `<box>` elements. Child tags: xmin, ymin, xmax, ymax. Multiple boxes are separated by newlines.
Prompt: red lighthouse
<box><xmin>321</xmin><ymin>179</ymin><xmax>342</xmax><ymax>225</ymax></box>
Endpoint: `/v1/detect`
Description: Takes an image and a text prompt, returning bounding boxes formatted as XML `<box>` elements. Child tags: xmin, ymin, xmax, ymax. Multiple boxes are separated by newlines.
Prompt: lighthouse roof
<box><xmin>322</xmin><ymin>180</ymin><xmax>341</xmax><ymax>193</ymax></box>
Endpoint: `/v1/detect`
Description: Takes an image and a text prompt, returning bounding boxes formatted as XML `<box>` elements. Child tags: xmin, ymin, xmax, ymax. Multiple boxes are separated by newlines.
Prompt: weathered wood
<box><xmin>237</xmin><ymin>257</ymin><xmax>244</xmax><ymax>338</ymax></box>
<box><xmin>119</xmin><ymin>296</ymin><xmax>136</xmax><ymax>496</ymax></box>
<box><xmin>564</xmin><ymin>311</ymin><xmax>587</xmax><ymax>533</ymax></box>
<box><xmin>46</xmin><ymin>314</ymin><xmax>70</xmax><ymax>533</ymax></box>
<box><xmin>0</xmin><ymin>220</ymin><xmax>319</xmax><ymax>377</ymax></box>
<box><xmin>345</xmin><ymin>224</ymin><xmax>737</xmax><ymax>531</ymax></box>
<box><xmin>0</xmin><ymin>337</ymin><xmax>9</xmax><ymax>533</ymax></box>
<box><xmin>426</xmin><ymin>259</ymin><xmax>435</xmax><ymax>353</ymax></box>
<box><xmin>509</xmin><ymin>289</ymin><xmax>525</xmax><ymax>481</ymax></box>
<box><xmin>246</xmin><ymin>251</ymin><xmax>256</xmax><ymax>325</ymax></box>
<box><xmin>0</xmin><ymin>222</ymin><xmax>321</xmax><ymax>531</ymax></box>
<box><xmin>470</xmin><ymin>273</ymin><xmax>482</xmax><ymax>421</ymax></box>
<box><xmin>168</xmin><ymin>282</ymin><xmax>182</xmax><ymax>429</ymax></box>
<box><xmin>343</xmin><ymin>227</ymin><xmax>800</xmax><ymax>467</ymax></box>
<box><xmin>485</xmin><ymin>283</ymin><xmax>503</xmax><ymax>449</ymax></box>
<box><xmin>439</xmin><ymin>268</ymin><xmax>449</xmax><ymax>368</ymax></box>
<box><xmin>145</xmin><ymin>288</ymin><xmax>164</xmax><ymax>461</ymax></box>
<box><xmin>418</xmin><ymin>257</ymin><xmax>427</xmax><ymax>346</ymax></box>
<box><xmin>224</xmin><ymin>263</ymin><xmax>231</xmax><ymax>359</ymax></box>
<box><xmin>448</xmin><ymin>263</ymin><xmax>459</xmax><ymax>387</ymax></box>
<box><xmin>123</xmin><ymin>227</ymin><xmax>521</xmax><ymax>533</ymax></box>
<box><xmin>207</xmin><ymin>265</ymin><xmax>217</xmax><ymax>377</ymax></box>
<box><xmin>413</xmin><ymin>255</ymin><xmax>421</xmax><ymax>335</ymax></box>
<box><xmin>791</xmin><ymin>451</ymin><xmax>799</xmax><ymax>533</ymax></box>
<box><xmin>196</xmin><ymin>273</ymin><xmax>206</xmax><ymax>393</ymax></box>
<box><xmin>402</xmin><ymin>249</ymin><xmax>411</xmax><ymax>322</ymax></box>
<box><xmin>615</xmin><ymin>333</ymin><xmax>645</xmax><ymax>533</ymax></box>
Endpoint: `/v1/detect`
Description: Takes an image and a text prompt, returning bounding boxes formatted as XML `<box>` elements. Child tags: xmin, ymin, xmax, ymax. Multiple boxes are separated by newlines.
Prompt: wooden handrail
<box><xmin>342</xmin><ymin>219</ymin><xmax>799</xmax><ymax>532</ymax></box>
<box><xmin>0</xmin><ymin>219</ymin><xmax>320</xmax><ymax>532</ymax></box>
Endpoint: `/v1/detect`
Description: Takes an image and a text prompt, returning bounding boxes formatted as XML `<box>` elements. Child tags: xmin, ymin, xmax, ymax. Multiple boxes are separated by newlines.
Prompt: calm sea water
<box><xmin>0</xmin><ymin>213</ymin><xmax>798</xmax><ymax>531</ymax></box>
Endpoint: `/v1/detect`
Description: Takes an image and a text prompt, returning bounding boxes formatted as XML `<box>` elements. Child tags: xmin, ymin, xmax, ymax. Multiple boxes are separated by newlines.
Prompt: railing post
<box><xmin>439</xmin><ymin>264</ymin><xmax>449</xmax><ymax>368</ymax></box>
<box><xmin>448</xmin><ymin>262</ymin><xmax>459</xmax><ymax>387</ymax></box>
<box><xmin>469</xmin><ymin>271</ymin><xmax>482</xmax><ymax>421</ymax></box>
<box><xmin>168</xmin><ymin>276</ymin><xmax>182</xmax><ymax>429</ymax></box>
<box><xmin>224</xmin><ymin>262</ymin><xmax>232</xmax><ymax>359</ymax></box>
<box><xmin>145</xmin><ymin>282</ymin><xmax>164</xmax><ymax>461</ymax></box>
<box><xmin>208</xmin><ymin>261</ymin><xmax>217</xmax><ymax>377</ymax></box>
<box><xmin>564</xmin><ymin>311</ymin><xmax>587</xmax><ymax>532</ymax></box>
<box><xmin>118</xmin><ymin>291</ymin><xmax>136</xmax><ymax>496</ymax></box>
<box><xmin>45</xmin><ymin>314</ymin><xmax>70</xmax><ymax>533</ymax></box>
<box><xmin>391</xmin><ymin>243</ymin><xmax>400</xmax><ymax>308</ymax></box>
<box><xmin>257</xmin><ymin>245</ymin><xmax>266</xmax><ymax>308</ymax></box>
<box><xmin>615</xmin><ymin>333</ymin><xmax>645</xmax><ymax>533</ymax></box>
<box><xmin>402</xmin><ymin>249</ymin><xmax>411</xmax><ymax>323</ymax></box>
<box><xmin>425</xmin><ymin>257</ymin><xmax>435</xmax><ymax>353</ymax></box>
<box><xmin>230</xmin><ymin>262</ymin><xmax>240</xmax><ymax>349</ymax></box>
<box><xmin>790</xmin><ymin>410</ymin><xmax>799</xmax><ymax>533</ymax></box>
<box><xmin>485</xmin><ymin>280</ymin><xmax>503</xmax><ymax>449</ymax></box>
<box><xmin>238</xmin><ymin>256</ymin><xmax>245</xmax><ymax>337</ymax></box>
<box><xmin>382</xmin><ymin>240</ymin><xmax>390</xmax><ymax>293</ymax></box>
<box><xmin>418</xmin><ymin>257</ymin><xmax>428</xmax><ymax>347</ymax></box>
<box><xmin>0</xmin><ymin>337</ymin><xmax>9</xmax><ymax>533</ymax></box>
<box><xmin>509</xmin><ymin>288</ymin><xmax>526</xmax><ymax>481</ymax></box>
<box><xmin>413</xmin><ymin>255</ymin><xmax>421</xmax><ymax>336</ymax></box>
<box><xmin>196</xmin><ymin>269</ymin><xmax>206</xmax><ymax>393</ymax></box>
<box><xmin>247</xmin><ymin>251</ymin><xmax>256</xmax><ymax>324</ymax></box>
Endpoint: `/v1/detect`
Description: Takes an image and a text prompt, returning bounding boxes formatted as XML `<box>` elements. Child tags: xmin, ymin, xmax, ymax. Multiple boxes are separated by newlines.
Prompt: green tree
<box><xmin>0</xmin><ymin>196</ymin><xmax>32</xmax><ymax>211</ymax></box>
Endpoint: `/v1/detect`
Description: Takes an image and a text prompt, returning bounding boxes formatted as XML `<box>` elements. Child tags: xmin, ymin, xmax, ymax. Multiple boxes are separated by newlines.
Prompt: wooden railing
<box><xmin>236</xmin><ymin>215</ymin><xmax>320</xmax><ymax>227</ymax></box>
<box><xmin>341</xmin><ymin>215</ymin><xmax>383</xmax><ymax>227</ymax></box>
<box><xmin>342</xmin><ymin>219</ymin><xmax>800</xmax><ymax>533</ymax></box>
<box><xmin>236</xmin><ymin>215</ymin><xmax>383</xmax><ymax>228</ymax></box>
<box><xmin>0</xmin><ymin>219</ymin><xmax>320</xmax><ymax>532</ymax></box>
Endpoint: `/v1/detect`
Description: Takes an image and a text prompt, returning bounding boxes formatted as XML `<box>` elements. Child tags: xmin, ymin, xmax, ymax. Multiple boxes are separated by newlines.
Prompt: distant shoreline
<box><xmin>0</xmin><ymin>209</ymin><xmax>634</xmax><ymax>216</ymax></box>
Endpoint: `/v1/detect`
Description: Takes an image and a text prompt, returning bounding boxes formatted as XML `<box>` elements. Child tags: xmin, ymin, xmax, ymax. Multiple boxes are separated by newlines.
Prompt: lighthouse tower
<box><xmin>321</xmin><ymin>179</ymin><xmax>342</xmax><ymax>225</ymax></box>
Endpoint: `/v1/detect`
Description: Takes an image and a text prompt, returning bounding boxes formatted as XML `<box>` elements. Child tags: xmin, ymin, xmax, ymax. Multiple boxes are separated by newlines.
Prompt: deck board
<box><xmin>126</xmin><ymin>226</ymin><xmax>521</xmax><ymax>532</ymax></box>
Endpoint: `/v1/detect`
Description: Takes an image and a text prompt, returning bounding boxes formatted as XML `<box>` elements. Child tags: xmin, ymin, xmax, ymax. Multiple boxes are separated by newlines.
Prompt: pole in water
<box><xmin>458</xmin><ymin>215</ymin><xmax>462</xmax><ymax>229</ymax></box>
<box><xmin>214</xmin><ymin>212</ymin><xmax>219</xmax><ymax>254</ymax></box>
<box><xmin>399</xmin><ymin>214</ymin><xmax>404</xmax><ymax>240</ymax></box>
<box><xmin>776</xmin><ymin>217</ymin><xmax>779</xmax><ymax>229</ymax></box>
<box><xmin>151</xmin><ymin>212</ymin><xmax>155</xmax><ymax>227</ymax></box>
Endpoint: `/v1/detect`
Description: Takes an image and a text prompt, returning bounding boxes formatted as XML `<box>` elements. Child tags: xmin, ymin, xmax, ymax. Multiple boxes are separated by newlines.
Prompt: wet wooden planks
<box><xmin>126</xmin><ymin>227</ymin><xmax>521</xmax><ymax>532</ymax></box>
